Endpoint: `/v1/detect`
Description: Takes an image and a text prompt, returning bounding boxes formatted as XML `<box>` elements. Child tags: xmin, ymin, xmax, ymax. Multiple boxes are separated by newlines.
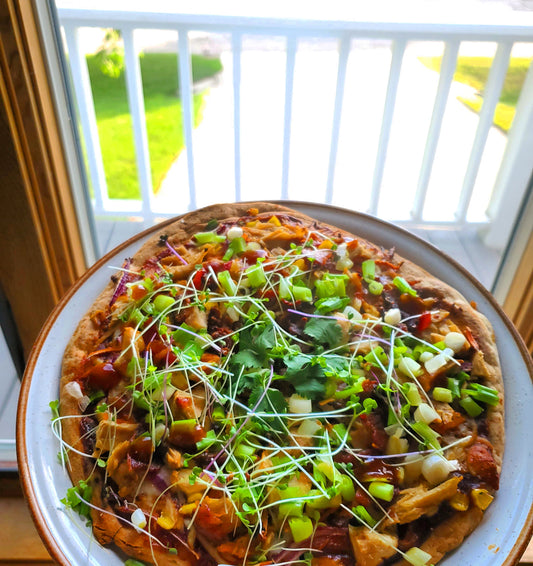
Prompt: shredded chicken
<box><xmin>349</xmin><ymin>525</ymin><xmax>398</xmax><ymax>566</ymax></box>
<box><xmin>383</xmin><ymin>475</ymin><xmax>462</xmax><ymax>526</ymax></box>
<box><xmin>93</xmin><ymin>417</ymin><xmax>138</xmax><ymax>457</ymax></box>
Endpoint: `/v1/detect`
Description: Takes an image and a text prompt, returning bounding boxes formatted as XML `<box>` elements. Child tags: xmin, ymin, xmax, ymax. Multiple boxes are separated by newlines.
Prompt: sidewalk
<box><xmin>154</xmin><ymin>39</ymin><xmax>514</xmax><ymax>223</ymax></box>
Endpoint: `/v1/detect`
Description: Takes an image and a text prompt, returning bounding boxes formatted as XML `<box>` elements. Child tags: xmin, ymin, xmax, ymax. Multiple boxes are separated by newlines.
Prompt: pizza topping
<box><xmin>55</xmin><ymin>209</ymin><xmax>503</xmax><ymax>566</ymax></box>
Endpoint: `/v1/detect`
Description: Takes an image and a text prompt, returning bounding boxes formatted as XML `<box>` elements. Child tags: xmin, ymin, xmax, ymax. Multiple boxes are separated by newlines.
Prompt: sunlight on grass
<box><xmin>418</xmin><ymin>56</ymin><xmax>532</xmax><ymax>133</ymax></box>
<box><xmin>87</xmin><ymin>52</ymin><xmax>222</xmax><ymax>200</ymax></box>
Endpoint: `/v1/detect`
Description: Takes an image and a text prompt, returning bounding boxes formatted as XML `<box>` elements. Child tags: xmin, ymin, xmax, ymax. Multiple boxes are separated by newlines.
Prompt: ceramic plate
<box><xmin>17</xmin><ymin>202</ymin><xmax>533</xmax><ymax>565</ymax></box>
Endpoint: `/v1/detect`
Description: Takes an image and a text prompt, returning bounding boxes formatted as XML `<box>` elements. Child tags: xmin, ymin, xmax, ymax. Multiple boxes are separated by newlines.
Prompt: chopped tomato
<box><xmin>86</xmin><ymin>361</ymin><xmax>121</xmax><ymax>392</ymax></box>
<box><xmin>418</xmin><ymin>311</ymin><xmax>432</xmax><ymax>331</ymax></box>
<box><xmin>192</xmin><ymin>268</ymin><xmax>206</xmax><ymax>289</ymax></box>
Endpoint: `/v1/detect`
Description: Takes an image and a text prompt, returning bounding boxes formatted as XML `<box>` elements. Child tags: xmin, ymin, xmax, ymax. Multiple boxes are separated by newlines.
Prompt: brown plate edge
<box><xmin>15</xmin><ymin>201</ymin><xmax>533</xmax><ymax>564</ymax></box>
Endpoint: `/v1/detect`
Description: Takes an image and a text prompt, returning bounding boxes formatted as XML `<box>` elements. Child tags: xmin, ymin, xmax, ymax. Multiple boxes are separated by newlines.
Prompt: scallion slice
<box><xmin>393</xmin><ymin>276</ymin><xmax>418</xmax><ymax>296</ymax></box>
<box><xmin>462</xmin><ymin>383</ymin><xmax>500</xmax><ymax>406</ymax></box>
<box><xmin>194</xmin><ymin>231</ymin><xmax>226</xmax><ymax>244</ymax></box>
<box><xmin>217</xmin><ymin>270</ymin><xmax>238</xmax><ymax>295</ymax></box>
<box><xmin>368</xmin><ymin>280</ymin><xmax>384</xmax><ymax>295</ymax></box>
<box><xmin>245</xmin><ymin>263</ymin><xmax>267</xmax><ymax>287</ymax></box>
<box><xmin>369</xmin><ymin>481</ymin><xmax>394</xmax><ymax>502</ymax></box>
<box><xmin>362</xmin><ymin>259</ymin><xmax>375</xmax><ymax>280</ymax></box>
<box><xmin>459</xmin><ymin>395</ymin><xmax>484</xmax><ymax>417</ymax></box>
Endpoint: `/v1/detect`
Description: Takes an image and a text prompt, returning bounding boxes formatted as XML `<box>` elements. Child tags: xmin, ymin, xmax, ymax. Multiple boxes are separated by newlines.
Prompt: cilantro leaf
<box><xmin>304</xmin><ymin>318</ymin><xmax>343</xmax><ymax>349</ymax></box>
<box><xmin>284</xmin><ymin>354</ymin><xmax>326</xmax><ymax>400</ymax></box>
<box><xmin>248</xmin><ymin>388</ymin><xmax>287</xmax><ymax>433</ymax></box>
<box><xmin>231</xmin><ymin>349</ymin><xmax>265</xmax><ymax>369</ymax></box>
<box><xmin>61</xmin><ymin>479</ymin><xmax>93</xmax><ymax>523</ymax></box>
<box><xmin>231</xmin><ymin>324</ymin><xmax>276</xmax><ymax>370</ymax></box>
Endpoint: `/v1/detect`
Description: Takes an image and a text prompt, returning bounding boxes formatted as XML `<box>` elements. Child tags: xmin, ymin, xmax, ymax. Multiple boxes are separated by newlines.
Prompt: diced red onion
<box><xmin>110</xmin><ymin>258</ymin><xmax>132</xmax><ymax>306</ymax></box>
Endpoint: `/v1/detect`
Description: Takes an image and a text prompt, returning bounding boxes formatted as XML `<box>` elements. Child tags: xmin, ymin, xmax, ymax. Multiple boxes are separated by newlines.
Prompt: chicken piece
<box><xmin>349</xmin><ymin>526</ymin><xmax>398</xmax><ymax>566</ymax></box>
<box><xmin>92</xmin><ymin>416</ymin><xmax>138</xmax><ymax>457</ymax></box>
<box><xmin>194</xmin><ymin>495</ymin><xmax>241</xmax><ymax>542</ymax></box>
<box><xmin>383</xmin><ymin>475</ymin><xmax>462</xmax><ymax>526</ymax></box>
<box><xmin>106</xmin><ymin>436</ymin><xmax>154</xmax><ymax>498</ymax></box>
<box><xmin>185</xmin><ymin>305</ymin><xmax>208</xmax><ymax>330</ymax></box>
<box><xmin>170</xmin><ymin>468</ymin><xmax>208</xmax><ymax>498</ymax></box>
<box><xmin>169</xmin><ymin>387</ymin><xmax>206</xmax><ymax>420</ymax></box>
<box><xmin>432</xmin><ymin>402</ymin><xmax>465</xmax><ymax>435</ymax></box>
<box><xmin>471</xmin><ymin>351</ymin><xmax>491</xmax><ymax>379</ymax></box>
<box><xmin>166</xmin><ymin>447</ymin><xmax>183</xmax><ymax>469</ymax></box>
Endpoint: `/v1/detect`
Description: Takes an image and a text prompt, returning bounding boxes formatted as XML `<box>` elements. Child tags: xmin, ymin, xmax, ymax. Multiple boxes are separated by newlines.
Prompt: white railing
<box><xmin>58</xmin><ymin>7</ymin><xmax>533</xmax><ymax>248</ymax></box>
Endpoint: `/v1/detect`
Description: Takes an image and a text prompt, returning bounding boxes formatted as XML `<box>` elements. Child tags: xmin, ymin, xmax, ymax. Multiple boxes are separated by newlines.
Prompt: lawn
<box><xmin>87</xmin><ymin>52</ymin><xmax>223</xmax><ymax>200</ymax></box>
<box><xmin>418</xmin><ymin>56</ymin><xmax>532</xmax><ymax>133</ymax></box>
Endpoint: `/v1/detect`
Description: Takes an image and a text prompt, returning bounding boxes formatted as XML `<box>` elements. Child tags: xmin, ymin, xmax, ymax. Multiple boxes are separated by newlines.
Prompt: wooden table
<box><xmin>1</xmin><ymin>472</ymin><xmax>531</xmax><ymax>565</ymax></box>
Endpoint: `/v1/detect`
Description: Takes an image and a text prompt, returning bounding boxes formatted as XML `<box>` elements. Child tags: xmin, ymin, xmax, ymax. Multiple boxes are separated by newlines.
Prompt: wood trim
<box><xmin>0</xmin><ymin>0</ymin><xmax>87</xmax><ymax>357</ymax></box>
<box><xmin>503</xmin><ymin>227</ymin><xmax>533</xmax><ymax>353</ymax></box>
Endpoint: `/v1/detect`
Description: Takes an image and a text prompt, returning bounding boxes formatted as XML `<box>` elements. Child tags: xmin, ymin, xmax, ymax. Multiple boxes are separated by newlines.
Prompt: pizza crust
<box><xmin>59</xmin><ymin>202</ymin><xmax>504</xmax><ymax>565</ymax></box>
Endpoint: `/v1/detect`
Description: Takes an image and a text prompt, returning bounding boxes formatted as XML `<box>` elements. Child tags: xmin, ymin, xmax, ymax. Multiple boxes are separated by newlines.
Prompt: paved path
<box><xmin>154</xmin><ymin>40</ymin><xmax>512</xmax><ymax>224</ymax></box>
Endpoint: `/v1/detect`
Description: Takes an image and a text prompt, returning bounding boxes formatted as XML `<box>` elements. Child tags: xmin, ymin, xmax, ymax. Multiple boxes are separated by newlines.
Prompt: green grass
<box><xmin>418</xmin><ymin>56</ymin><xmax>532</xmax><ymax>133</ymax></box>
<box><xmin>87</xmin><ymin>52</ymin><xmax>223</xmax><ymax>200</ymax></box>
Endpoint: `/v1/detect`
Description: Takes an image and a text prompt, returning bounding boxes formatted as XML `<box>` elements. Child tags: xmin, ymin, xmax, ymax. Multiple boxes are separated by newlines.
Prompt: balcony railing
<box><xmin>57</xmin><ymin>6</ymin><xmax>533</xmax><ymax>249</ymax></box>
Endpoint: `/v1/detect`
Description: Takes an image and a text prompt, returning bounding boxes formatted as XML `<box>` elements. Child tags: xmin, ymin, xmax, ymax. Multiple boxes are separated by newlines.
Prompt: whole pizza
<box><xmin>56</xmin><ymin>202</ymin><xmax>504</xmax><ymax>566</ymax></box>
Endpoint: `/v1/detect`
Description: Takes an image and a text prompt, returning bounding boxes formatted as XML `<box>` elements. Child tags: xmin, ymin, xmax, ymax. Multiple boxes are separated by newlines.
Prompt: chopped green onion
<box><xmin>352</xmin><ymin>505</ymin><xmax>377</xmax><ymax>527</ymax></box>
<box><xmin>339</xmin><ymin>474</ymin><xmax>356</xmax><ymax>501</ymax></box>
<box><xmin>279</xmin><ymin>500</ymin><xmax>305</xmax><ymax>518</ymax></box>
<box><xmin>194</xmin><ymin>231</ymin><xmax>226</xmax><ymax>244</ymax></box>
<box><xmin>279</xmin><ymin>277</ymin><xmax>291</xmax><ymax>300</ymax></box>
<box><xmin>393</xmin><ymin>276</ymin><xmax>418</xmax><ymax>297</ymax></box>
<box><xmin>245</xmin><ymin>263</ymin><xmax>267</xmax><ymax>287</ymax></box>
<box><xmin>211</xmin><ymin>405</ymin><xmax>225</xmax><ymax>422</ymax></box>
<box><xmin>433</xmin><ymin>387</ymin><xmax>453</xmax><ymax>403</ymax></box>
<box><xmin>292</xmin><ymin>284</ymin><xmax>313</xmax><ymax>302</ymax></box>
<box><xmin>153</xmin><ymin>294</ymin><xmax>174</xmax><ymax>313</ymax></box>
<box><xmin>308</xmin><ymin>491</ymin><xmax>342</xmax><ymax>511</ymax></box>
<box><xmin>217</xmin><ymin>270</ymin><xmax>238</xmax><ymax>295</ymax></box>
<box><xmin>462</xmin><ymin>383</ymin><xmax>500</xmax><ymax>406</ymax></box>
<box><xmin>223</xmin><ymin>236</ymin><xmax>247</xmax><ymax>260</ymax></box>
<box><xmin>368</xmin><ymin>481</ymin><xmax>394</xmax><ymax>502</ymax></box>
<box><xmin>411</xmin><ymin>421</ymin><xmax>441</xmax><ymax>449</ymax></box>
<box><xmin>362</xmin><ymin>259</ymin><xmax>375</xmax><ymax>280</ymax></box>
<box><xmin>368</xmin><ymin>280</ymin><xmax>384</xmax><ymax>295</ymax></box>
<box><xmin>404</xmin><ymin>547</ymin><xmax>432</xmax><ymax>566</ymax></box>
<box><xmin>364</xmin><ymin>346</ymin><xmax>388</xmax><ymax>367</ymax></box>
<box><xmin>403</xmin><ymin>382</ymin><xmax>422</xmax><ymax>406</ymax></box>
<box><xmin>315</xmin><ymin>274</ymin><xmax>347</xmax><ymax>298</ymax></box>
<box><xmin>459</xmin><ymin>396</ymin><xmax>484</xmax><ymax>417</ymax></box>
<box><xmin>234</xmin><ymin>443</ymin><xmax>256</xmax><ymax>460</ymax></box>
<box><xmin>447</xmin><ymin>377</ymin><xmax>461</xmax><ymax>399</ymax></box>
<box><xmin>288</xmin><ymin>516</ymin><xmax>313</xmax><ymax>542</ymax></box>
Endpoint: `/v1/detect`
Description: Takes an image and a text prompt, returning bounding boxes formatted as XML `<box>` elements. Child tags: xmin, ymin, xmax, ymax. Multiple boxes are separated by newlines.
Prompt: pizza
<box><xmin>56</xmin><ymin>202</ymin><xmax>504</xmax><ymax>566</ymax></box>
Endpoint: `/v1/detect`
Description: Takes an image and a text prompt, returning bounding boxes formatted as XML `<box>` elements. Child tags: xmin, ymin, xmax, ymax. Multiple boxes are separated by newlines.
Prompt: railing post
<box><xmin>63</xmin><ymin>24</ymin><xmax>108</xmax><ymax>216</ymax></box>
<box><xmin>177</xmin><ymin>29</ymin><xmax>197</xmax><ymax>211</ymax></box>
<box><xmin>281</xmin><ymin>35</ymin><xmax>297</xmax><ymax>200</ymax></box>
<box><xmin>412</xmin><ymin>40</ymin><xmax>460</xmax><ymax>221</ymax></box>
<box><xmin>484</xmin><ymin>58</ymin><xmax>533</xmax><ymax>250</ymax></box>
<box><xmin>325</xmin><ymin>35</ymin><xmax>351</xmax><ymax>205</ymax></box>
<box><xmin>455</xmin><ymin>41</ymin><xmax>513</xmax><ymax>224</ymax></box>
<box><xmin>369</xmin><ymin>39</ymin><xmax>406</xmax><ymax>216</ymax></box>
<box><xmin>121</xmin><ymin>27</ymin><xmax>155</xmax><ymax>224</ymax></box>
<box><xmin>232</xmin><ymin>33</ymin><xmax>242</xmax><ymax>202</ymax></box>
